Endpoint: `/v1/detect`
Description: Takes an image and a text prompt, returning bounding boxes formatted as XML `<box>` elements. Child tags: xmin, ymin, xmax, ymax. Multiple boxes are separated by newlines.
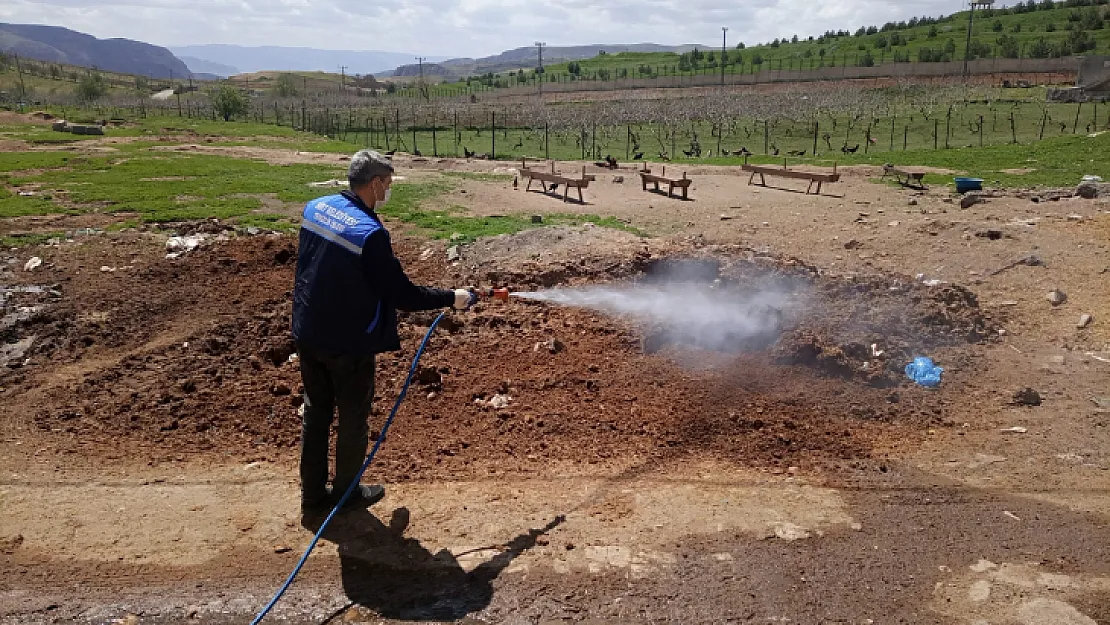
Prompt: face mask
<box><xmin>373</xmin><ymin>187</ymin><xmax>391</xmax><ymax>210</ymax></box>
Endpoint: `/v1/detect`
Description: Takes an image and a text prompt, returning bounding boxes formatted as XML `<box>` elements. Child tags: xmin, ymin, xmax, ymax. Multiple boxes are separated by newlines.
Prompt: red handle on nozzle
<box><xmin>481</xmin><ymin>288</ymin><xmax>511</xmax><ymax>301</ymax></box>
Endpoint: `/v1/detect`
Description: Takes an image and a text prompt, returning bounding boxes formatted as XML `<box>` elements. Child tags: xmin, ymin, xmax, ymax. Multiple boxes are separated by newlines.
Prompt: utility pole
<box><xmin>535</xmin><ymin>42</ymin><xmax>547</xmax><ymax>95</ymax></box>
<box><xmin>13</xmin><ymin>53</ymin><xmax>27</xmax><ymax>110</ymax></box>
<box><xmin>416</xmin><ymin>57</ymin><xmax>428</xmax><ymax>100</ymax></box>
<box><xmin>721</xmin><ymin>27</ymin><xmax>728</xmax><ymax>86</ymax></box>
<box><xmin>963</xmin><ymin>1</ymin><xmax>994</xmax><ymax>80</ymax></box>
<box><xmin>339</xmin><ymin>65</ymin><xmax>347</xmax><ymax>91</ymax></box>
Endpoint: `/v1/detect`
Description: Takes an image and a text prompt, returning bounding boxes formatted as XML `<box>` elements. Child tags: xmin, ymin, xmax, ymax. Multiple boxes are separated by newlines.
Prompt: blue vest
<box><xmin>292</xmin><ymin>194</ymin><xmax>396</xmax><ymax>354</ymax></box>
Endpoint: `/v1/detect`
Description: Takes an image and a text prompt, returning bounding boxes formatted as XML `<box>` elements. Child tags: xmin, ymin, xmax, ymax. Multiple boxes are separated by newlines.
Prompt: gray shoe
<box><xmin>339</xmin><ymin>484</ymin><xmax>386</xmax><ymax>509</ymax></box>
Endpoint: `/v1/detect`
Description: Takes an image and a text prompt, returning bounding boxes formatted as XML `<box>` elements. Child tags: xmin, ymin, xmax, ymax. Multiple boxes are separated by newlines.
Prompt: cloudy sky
<box><xmin>3</xmin><ymin>0</ymin><xmax>973</xmax><ymax>58</ymax></box>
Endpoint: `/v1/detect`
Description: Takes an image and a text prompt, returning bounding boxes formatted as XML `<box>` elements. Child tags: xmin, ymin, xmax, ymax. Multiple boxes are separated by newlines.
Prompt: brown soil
<box><xmin>1</xmin><ymin>152</ymin><xmax>1107</xmax><ymax>624</ymax></box>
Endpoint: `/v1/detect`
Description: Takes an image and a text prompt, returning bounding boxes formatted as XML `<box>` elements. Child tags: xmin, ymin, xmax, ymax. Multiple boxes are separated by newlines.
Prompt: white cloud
<box><xmin>1</xmin><ymin>0</ymin><xmax>971</xmax><ymax>58</ymax></box>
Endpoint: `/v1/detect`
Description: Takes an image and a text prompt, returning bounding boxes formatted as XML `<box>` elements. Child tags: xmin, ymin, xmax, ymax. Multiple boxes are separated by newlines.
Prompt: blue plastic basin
<box><xmin>955</xmin><ymin>177</ymin><xmax>983</xmax><ymax>193</ymax></box>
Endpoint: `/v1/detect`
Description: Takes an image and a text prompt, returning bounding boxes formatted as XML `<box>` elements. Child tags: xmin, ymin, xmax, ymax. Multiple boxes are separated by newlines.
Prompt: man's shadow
<box><xmin>313</xmin><ymin>507</ymin><xmax>563</xmax><ymax>621</ymax></box>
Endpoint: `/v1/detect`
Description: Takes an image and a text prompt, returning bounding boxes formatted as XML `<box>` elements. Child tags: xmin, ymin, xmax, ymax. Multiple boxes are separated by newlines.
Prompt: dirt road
<box><xmin>1</xmin><ymin>153</ymin><xmax>1108</xmax><ymax>624</ymax></box>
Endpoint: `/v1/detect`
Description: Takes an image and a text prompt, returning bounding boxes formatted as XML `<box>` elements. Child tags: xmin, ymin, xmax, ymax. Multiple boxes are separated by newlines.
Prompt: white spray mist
<box><xmin>515</xmin><ymin>281</ymin><xmax>800</xmax><ymax>353</ymax></box>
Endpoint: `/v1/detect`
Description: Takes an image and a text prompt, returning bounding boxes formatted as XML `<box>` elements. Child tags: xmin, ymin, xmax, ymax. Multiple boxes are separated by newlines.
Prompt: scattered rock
<box><xmin>489</xmin><ymin>393</ymin><xmax>511</xmax><ymax>409</ymax></box>
<box><xmin>271</xmin><ymin>383</ymin><xmax>292</xmax><ymax>396</ymax></box>
<box><xmin>1075</xmin><ymin>182</ymin><xmax>1102</xmax><ymax>199</ymax></box>
<box><xmin>960</xmin><ymin>193</ymin><xmax>985</xmax><ymax>209</ymax></box>
<box><xmin>843</xmin><ymin>239</ymin><xmax>863</xmax><ymax>250</ymax></box>
<box><xmin>1046</xmin><ymin>289</ymin><xmax>1067</xmax><ymax>306</ymax></box>
<box><xmin>1067</xmin><ymin>214</ymin><xmax>1084</xmax><ymax>222</ymax></box>
<box><xmin>23</xmin><ymin>257</ymin><xmax>42</xmax><ymax>272</ymax></box>
<box><xmin>531</xmin><ymin>215</ymin><xmax>544</xmax><ymax>224</ymax></box>
<box><xmin>180</xmin><ymin>379</ymin><xmax>197</xmax><ymax>393</ymax></box>
<box><xmin>0</xmin><ymin>534</ymin><xmax>23</xmax><ymax>554</ymax></box>
<box><xmin>415</xmin><ymin>366</ymin><xmax>442</xmax><ymax>387</ymax></box>
<box><xmin>274</xmin><ymin>546</ymin><xmax>293</xmax><ymax>554</ymax></box>
<box><xmin>533</xmin><ymin>338</ymin><xmax>565</xmax><ymax>354</ymax></box>
<box><xmin>975</xmin><ymin>229</ymin><xmax>1003</xmax><ymax>240</ymax></box>
<box><xmin>446</xmin><ymin>246</ymin><xmax>461</xmax><ymax>262</ymax></box>
<box><xmin>970</xmin><ymin>558</ymin><xmax>998</xmax><ymax>573</ymax></box>
<box><xmin>1077</xmin><ymin>314</ymin><xmax>1093</xmax><ymax>329</ymax></box>
<box><xmin>908</xmin><ymin>198</ymin><xmax>919</xmax><ymax>206</ymax></box>
<box><xmin>771</xmin><ymin>522</ymin><xmax>811</xmax><ymax>541</ymax></box>
<box><xmin>1012</xmin><ymin>387</ymin><xmax>1042</xmax><ymax>406</ymax></box>
<box><xmin>612</xmin><ymin>175</ymin><xmax>624</xmax><ymax>183</ymax></box>
<box><xmin>0</xmin><ymin>337</ymin><xmax>35</xmax><ymax>368</ymax></box>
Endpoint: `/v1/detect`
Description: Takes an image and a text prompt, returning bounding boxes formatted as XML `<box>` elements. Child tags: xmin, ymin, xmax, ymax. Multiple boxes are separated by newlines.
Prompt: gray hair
<box><xmin>347</xmin><ymin>150</ymin><xmax>394</xmax><ymax>189</ymax></box>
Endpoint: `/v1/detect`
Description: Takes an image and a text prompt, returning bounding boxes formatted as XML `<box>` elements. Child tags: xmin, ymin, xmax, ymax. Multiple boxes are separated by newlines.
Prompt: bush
<box><xmin>210</xmin><ymin>84</ymin><xmax>249</xmax><ymax>121</ymax></box>
<box><xmin>77</xmin><ymin>72</ymin><xmax>107</xmax><ymax>102</ymax></box>
<box><xmin>997</xmin><ymin>34</ymin><xmax>1021</xmax><ymax>57</ymax></box>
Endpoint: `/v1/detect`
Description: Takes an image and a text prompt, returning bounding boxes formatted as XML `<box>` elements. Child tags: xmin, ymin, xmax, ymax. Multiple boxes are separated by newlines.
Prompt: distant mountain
<box><xmin>0</xmin><ymin>23</ymin><xmax>191</xmax><ymax>78</ymax></box>
<box><xmin>179</xmin><ymin>55</ymin><xmax>239</xmax><ymax>78</ymax></box>
<box><xmin>388</xmin><ymin>43</ymin><xmax>707</xmax><ymax>78</ymax></box>
<box><xmin>171</xmin><ymin>45</ymin><xmax>449</xmax><ymax>77</ymax></box>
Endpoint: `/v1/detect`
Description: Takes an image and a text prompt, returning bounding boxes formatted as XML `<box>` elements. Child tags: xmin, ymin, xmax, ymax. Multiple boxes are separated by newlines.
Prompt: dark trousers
<box><xmin>296</xmin><ymin>341</ymin><xmax>376</xmax><ymax>503</ymax></box>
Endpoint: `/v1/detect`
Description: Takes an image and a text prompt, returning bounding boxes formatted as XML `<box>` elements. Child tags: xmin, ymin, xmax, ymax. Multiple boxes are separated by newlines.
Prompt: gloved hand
<box><xmin>452</xmin><ymin>288</ymin><xmax>478</xmax><ymax>310</ymax></box>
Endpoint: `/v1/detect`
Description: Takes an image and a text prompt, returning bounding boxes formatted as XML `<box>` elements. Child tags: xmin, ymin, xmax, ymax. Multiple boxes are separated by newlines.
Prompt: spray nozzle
<box><xmin>477</xmin><ymin>287</ymin><xmax>511</xmax><ymax>301</ymax></box>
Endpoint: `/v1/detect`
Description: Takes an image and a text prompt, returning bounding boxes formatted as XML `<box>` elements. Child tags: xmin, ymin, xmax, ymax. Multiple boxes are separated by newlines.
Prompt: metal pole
<box><xmin>721</xmin><ymin>27</ymin><xmax>728</xmax><ymax>86</ymax></box>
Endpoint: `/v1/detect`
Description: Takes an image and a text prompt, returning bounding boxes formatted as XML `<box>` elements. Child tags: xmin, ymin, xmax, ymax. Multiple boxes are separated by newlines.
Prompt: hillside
<box><xmin>388</xmin><ymin>43</ymin><xmax>706</xmax><ymax>79</ymax></box>
<box><xmin>171</xmin><ymin>45</ymin><xmax>447</xmax><ymax>77</ymax></box>
<box><xmin>535</xmin><ymin>1</ymin><xmax>1108</xmax><ymax>80</ymax></box>
<box><xmin>387</xmin><ymin>0</ymin><xmax>1107</xmax><ymax>94</ymax></box>
<box><xmin>0</xmin><ymin>23</ymin><xmax>191</xmax><ymax>79</ymax></box>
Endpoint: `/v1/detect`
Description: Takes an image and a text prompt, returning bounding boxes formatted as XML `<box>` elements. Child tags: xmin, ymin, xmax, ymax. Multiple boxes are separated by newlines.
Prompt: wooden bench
<box><xmin>520</xmin><ymin>161</ymin><xmax>596</xmax><ymax>203</ymax></box>
<box><xmin>880</xmin><ymin>164</ymin><xmax>927</xmax><ymax>190</ymax></box>
<box><xmin>742</xmin><ymin>162</ymin><xmax>839</xmax><ymax>195</ymax></box>
<box><xmin>639</xmin><ymin>164</ymin><xmax>693</xmax><ymax>200</ymax></box>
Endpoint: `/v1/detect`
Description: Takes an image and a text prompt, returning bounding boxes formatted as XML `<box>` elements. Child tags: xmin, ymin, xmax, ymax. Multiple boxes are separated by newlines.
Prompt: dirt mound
<box><xmin>1</xmin><ymin>231</ymin><xmax>990</xmax><ymax>478</ymax></box>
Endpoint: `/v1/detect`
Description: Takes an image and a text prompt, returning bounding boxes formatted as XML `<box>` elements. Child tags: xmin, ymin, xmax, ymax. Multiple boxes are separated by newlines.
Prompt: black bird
<box><xmin>549</xmin><ymin>183</ymin><xmax>559</xmax><ymax>192</ymax></box>
<box><xmin>633</xmin><ymin>152</ymin><xmax>644</xmax><ymax>160</ymax></box>
<box><xmin>385</xmin><ymin>150</ymin><xmax>396</xmax><ymax>156</ymax></box>
<box><xmin>845</xmin><ymin>144</ymin><xmax>860</xmax><ymax>153</ymax></box>
<box><xmin>463</xmin><ymin>147</ymin><xmax>475</xmax><ymax>158</ymax></box>
<box><xmin>787</xmin><ymin>149</ymin><xmax>806</xmax><ymax>157</ymax></box>
<box><xmin>514</xmin><ymin>138</ymin><xmax>524</xmax><ymax>149</ymax></box>
<box><xmin>682</xmin><ymin>149</ymin><xmax>695</xmax><ymax>157</ymax></box>
<box><xmin>413</xmin><ymin>149</ymin><xmax>422</xmax><ymax>157</ymax></box>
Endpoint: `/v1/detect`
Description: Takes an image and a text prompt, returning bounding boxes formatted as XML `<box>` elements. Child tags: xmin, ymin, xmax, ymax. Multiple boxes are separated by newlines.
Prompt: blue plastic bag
<box><xmin>905</xmin><ymin>356</ymin><xmax>943</xmax><ymax>387</ymax></box>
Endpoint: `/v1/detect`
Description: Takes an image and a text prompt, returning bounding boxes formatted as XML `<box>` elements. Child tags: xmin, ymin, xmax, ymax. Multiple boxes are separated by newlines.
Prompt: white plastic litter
<box><xmin>165</xmin><ymin>235</ymin><xmax>207</xmax><ymax>259</ymax></box>
<box><xmin>23</xmin><ymin>257</ymin><xmax>42</xmax><ymax>271</ymax></box>
<box><xmin>1081</xmin><ymin>175</ymin><xmax>1103</xmax><ymax>183</ymax></box>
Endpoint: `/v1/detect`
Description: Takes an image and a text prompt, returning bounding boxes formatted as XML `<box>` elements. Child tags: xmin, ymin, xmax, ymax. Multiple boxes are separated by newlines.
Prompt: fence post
<box><xmin>411</xmin><ymin>106</ymin><xmax>418</xmax><ymax>155</ymax></box>
<box><xmin>1072</xmin><ymin>102</ymin><xmax>1082</xmax><ymax>134</ymax></box>
<box><xmin>812</xmin><ymin>120</ymin><xmax>819</xmax><ymax>156</ymax></box>
<box><xmin>491</xmin><ymin>111</ymin><xmax>496</xmax><ymax>159</ymax></box>
<box><xmin>763</xmin><ymin>120</ymin><xmax>769</xmax><ymax>154</ymax></box>
<box><xmin>454</xmin><ymin>111</ymin><xmax>459</xmax><ymax>157</ymax></box>
<box><xmin>545</xmin><ymin>121</ymin><xmax>550</xmax><ymax>160</ymax></box>
<box><xmin>432</xmin><ymin>111</ymin><xmax>437</xmax><ymax>157</ymax></box>
<box><xmin>934</xmin><ymin>119</ymin><xmax>939</xmax><ymax>150</ymax></box>
<box><xmin>903</xmin><ymin>125</ymin><xmax>908</xmax><ymax>151</ymax></box>
<box><xmin>1010</xmin><ymin>111</ymin><xmax>1017</xmax><ymax>144</ymax></box>
<box><xmin>979</xmin><ymin>115</ymin><xmax>984</xmax><ymax>147</ymax></box>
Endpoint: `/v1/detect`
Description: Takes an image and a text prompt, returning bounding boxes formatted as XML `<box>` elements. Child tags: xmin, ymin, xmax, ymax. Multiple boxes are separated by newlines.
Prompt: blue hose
<box><xmin>251</xmin><ymin>311</ymin><xmax>447</xmax><ymax>625</ymax></box>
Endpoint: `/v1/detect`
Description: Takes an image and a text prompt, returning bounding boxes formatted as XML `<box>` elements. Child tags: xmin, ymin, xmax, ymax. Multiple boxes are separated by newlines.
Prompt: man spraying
<box><xmin>292</xmin><ymin>149</ymin><xmax>475</xmax><ymax>516</ymax></box>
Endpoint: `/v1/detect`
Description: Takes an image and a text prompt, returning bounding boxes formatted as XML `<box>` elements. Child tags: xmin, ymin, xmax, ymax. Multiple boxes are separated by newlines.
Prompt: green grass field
<box><xmin>0</xmin><ymin>119</ymin><xmax>641</xmax><ymax>244</ymax></box>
